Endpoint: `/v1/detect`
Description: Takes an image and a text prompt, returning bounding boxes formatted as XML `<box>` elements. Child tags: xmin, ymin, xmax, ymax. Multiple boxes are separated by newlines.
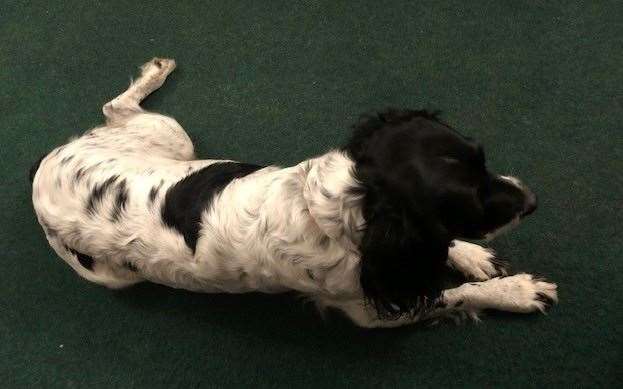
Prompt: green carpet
<box><xmin>2</xmin><ymin>1</ymin><xmax>622</xmax><ymax>387</ymax></box>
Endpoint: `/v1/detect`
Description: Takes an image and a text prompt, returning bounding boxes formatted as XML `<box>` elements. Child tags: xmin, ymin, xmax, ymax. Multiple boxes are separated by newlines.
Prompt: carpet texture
<box><xmin>1</xmin><ymin>1</ymin><xmax>622</xmax><ymax>387</ymax></box>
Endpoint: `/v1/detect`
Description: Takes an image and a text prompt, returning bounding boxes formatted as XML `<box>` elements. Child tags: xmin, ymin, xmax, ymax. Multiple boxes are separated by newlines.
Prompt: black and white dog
<box><xmin>31</xmin><ymin>58</ymin><xmax>557</xmax><ymax>328</ymax></box>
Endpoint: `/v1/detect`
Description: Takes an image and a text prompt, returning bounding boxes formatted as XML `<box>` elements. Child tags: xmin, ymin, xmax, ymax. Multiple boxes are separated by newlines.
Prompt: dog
<box><xmin>31</xmin><ymin>58</ymin><xmax>557</xmax><ymax>328</ymax></box>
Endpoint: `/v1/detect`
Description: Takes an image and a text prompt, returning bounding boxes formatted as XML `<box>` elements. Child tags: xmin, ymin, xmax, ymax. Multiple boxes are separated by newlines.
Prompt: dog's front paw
<box><xmin>448</xmin><ymin>240</ymin><xmax>508</xmax><ymax>280</ymax></box>
<box><xmin>486</xmin><ymin>274</ymin><xmax>558</xmax><ymax>313</ymax></box>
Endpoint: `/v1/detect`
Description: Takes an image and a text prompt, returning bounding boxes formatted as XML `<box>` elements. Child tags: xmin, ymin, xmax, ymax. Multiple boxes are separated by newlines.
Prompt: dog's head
<box><xmin>344</xmin><ymin>109</ymin><xmax>537</xmax><ymax>317</ymax></box>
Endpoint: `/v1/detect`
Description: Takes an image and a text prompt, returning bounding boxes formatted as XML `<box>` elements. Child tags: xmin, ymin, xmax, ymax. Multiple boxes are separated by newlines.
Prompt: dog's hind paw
<box><xmin>139</xmin><ymin>58</ymin><xmax>176</xmax><ymax>81</ymax></box>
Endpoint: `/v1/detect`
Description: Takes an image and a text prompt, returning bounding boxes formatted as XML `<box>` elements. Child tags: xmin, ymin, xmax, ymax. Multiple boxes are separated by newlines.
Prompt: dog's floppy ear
<box><xmin>346</xmin><ymin>109</ymin><xmax>443</xmax><ymax>162</ymax></box>
<box><xmin>342</xmin><ymin>108</ymin><xmax>453</xmax><ymax>318</ymax></box>
<box><xmin>358</xmin><ymin>195</ymin><xmax>450</xmax><ymax>318</ymax></box>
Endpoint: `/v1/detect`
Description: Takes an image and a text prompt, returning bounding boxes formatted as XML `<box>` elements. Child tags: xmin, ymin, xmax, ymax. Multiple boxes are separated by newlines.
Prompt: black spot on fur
<box><xmin>161</xmin><ymin>162</ymin><xmax>264</xmax><ymax>252</ymax></box>
<box><xmin>29</xmin><ymin>154</ymin><xmax>47</xmax><ymax>183</ymax></box>
<box><xmin>86</xmin><ymin>175</ymin><xmax>119</xmax><ymax>215</ymax></box>
<box><xmin>75</xmin><ymin>167</ymin><xmax>85</xmax><ymax>182</ymax></box>
<box><xmin>53</xmin><ymin>146</ymin><xmax>65</xmax><ymax>156</ymax></box>
<box><xmin>454</xmin><ymin>300</ymin><xmax>464</xmax><ymax>307</ymax></box>
<box><xmin>148</xmin><ymin>186</ymin><xmax>159</xmax><ymax>203</ymax></box>
<box><xmin>306</xmin><ymin>269</ymin><xmax>315</xmax><ymax>280</ymax></box>
<box><xmin>111</xmin><ymin>179</ymin><xmax>129</xmax><ymax>221</ymax></box>
<box><xmin>66</xmin><ymin>246</ymin><xmax>94</xmax><ymax>270</ymax></box>
<box><xmin>448</xmin><ymin>241</ymin><xmax>456</xmax><ymax>247</ymax></box>
<box><xmin>60</xmin><ymin>155</ymin><xmax>74</xmax><ymax>165</ymax></box>
<box><xmin>148</xmin><ymin>180</ymin><xmax>164</xmax><ymax>204</ymax></box>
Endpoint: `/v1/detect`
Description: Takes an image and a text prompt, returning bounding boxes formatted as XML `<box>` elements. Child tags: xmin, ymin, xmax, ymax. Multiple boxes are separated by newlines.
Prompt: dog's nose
<box><xmin>521</xmin><ymin>191</ymin><xmax>538</xmax><ymax>217</ymax></box>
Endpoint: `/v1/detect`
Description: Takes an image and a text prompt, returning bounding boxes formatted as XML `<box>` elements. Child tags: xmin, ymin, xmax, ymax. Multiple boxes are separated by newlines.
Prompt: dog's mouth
<box><xmin>482</xmin><ymin>216</ymin><xmax>522</xmax><ymax>241</ymax></box>
<box><xmin>481</xmin><ymin>192</ymin><xmax>537</xmax><ymax>241</ymax></box>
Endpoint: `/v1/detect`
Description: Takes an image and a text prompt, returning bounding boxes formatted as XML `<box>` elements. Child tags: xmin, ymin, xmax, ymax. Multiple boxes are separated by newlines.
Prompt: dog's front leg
<box><xmin>322</xmin><ymin>274</ymin><xmax>557</xmax><ymax>328</ymax></box>
<box><xmin>447</xmin><ymin>240</ymin><xmax>508</xmax><ymax>280</ymax></box>
<box><xmin>435</xmin><ymin>274</ymin><xmax>558</xmax><ymax>318</ymax></box>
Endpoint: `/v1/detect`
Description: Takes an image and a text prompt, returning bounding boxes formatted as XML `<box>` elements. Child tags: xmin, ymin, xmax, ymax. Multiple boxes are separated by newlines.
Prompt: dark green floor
<box><xmin>2</xmin><ymin>1</ymin><xmax>622</xmax><ymax>387</ymax></box>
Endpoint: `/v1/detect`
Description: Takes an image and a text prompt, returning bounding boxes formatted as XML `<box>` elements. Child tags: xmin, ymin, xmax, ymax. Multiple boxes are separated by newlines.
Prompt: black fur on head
<box><xmin>344</xmin><ymin>108</ymin><xmax>535</xmax><ymax>319</ymax></box>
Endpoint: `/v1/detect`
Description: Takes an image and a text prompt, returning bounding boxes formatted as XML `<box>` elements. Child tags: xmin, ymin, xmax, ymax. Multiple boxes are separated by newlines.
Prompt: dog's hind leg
<box><xmin>102</xmin><ymin>58</ymin><xmax>176</xmax><ymax>124</ymax></box>
<box><xmin>97</xmin><ymin>57</ymin><xmax>195</xmax><ymax>160</ymax></box>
